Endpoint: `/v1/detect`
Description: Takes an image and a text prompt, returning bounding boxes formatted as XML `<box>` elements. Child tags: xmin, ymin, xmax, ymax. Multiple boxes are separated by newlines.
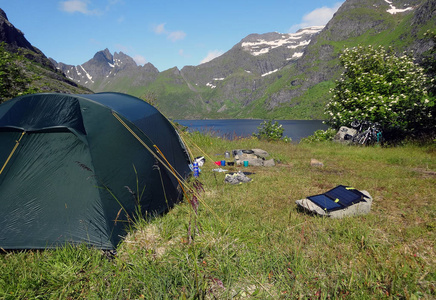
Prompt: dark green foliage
<box><xmin>421</xmin><ymin>30</ymin><xmax>436</xmax><ymax>94</ymax></box>
<box><xmin>0</xmin><ymin>43</ymin><xmax>37</xmax><ymax>103</ymax></box>
<box><xmin>325</xmin><ymin>44</ymin><xmax>435</xmax><ymax>141</ymax></box>
<box><xmin>300</xmin><ymin>128</ymin><xmax>337</xmax><ymax>143</ymax></box>
<box><xmin>253</xmin><ymin>119</ymin><xmax>291</xmax><ymax>142</ymax></box>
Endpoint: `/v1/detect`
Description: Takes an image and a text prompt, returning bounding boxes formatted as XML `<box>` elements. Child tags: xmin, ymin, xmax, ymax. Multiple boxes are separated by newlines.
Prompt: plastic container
<box><xmin>193</xmin><ymin>162</ymin><xmax>199</xmax><ymax>177</ymax></box>
<box><xmin>221</xmin><ymin>160</ymin><xmax>226</xmax><ymax>166</ymax></box>
<box><xmin>243</xmin><ymin>161</ymin><xmax>249</xmax><ymax>167</ymax></box>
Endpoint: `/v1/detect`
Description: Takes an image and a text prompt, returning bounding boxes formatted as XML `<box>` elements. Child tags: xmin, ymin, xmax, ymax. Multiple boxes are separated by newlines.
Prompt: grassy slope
<box><xmin>1</xmin><ymin>135</ymin><xmax>435</xmax><ymax>299</ymax></box>
<box><xmin>20</xmin><ymin>50</ymin><xmax>92</xmax><ymax>95</ymax></box>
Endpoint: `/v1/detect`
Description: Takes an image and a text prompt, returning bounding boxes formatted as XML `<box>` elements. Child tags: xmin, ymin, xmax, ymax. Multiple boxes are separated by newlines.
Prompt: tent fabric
<box><xmin>0</xmin><ymin>92</ymin><xmax>191</xmax><ymax>250</ymax></box>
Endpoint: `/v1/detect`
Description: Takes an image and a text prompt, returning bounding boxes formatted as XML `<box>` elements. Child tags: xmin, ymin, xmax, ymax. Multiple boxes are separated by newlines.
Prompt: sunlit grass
<box><xmin>1</xmin><ymin>135</ymin><xmax>435</xmax><ymax>299</ymax></box>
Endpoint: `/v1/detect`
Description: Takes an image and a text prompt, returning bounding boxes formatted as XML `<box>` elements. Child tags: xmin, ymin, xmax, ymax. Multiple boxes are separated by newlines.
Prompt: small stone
<box><xmin>310</xmin><ymin>159</ymin><xmax>324</xmax><ymax>167</ymax></box>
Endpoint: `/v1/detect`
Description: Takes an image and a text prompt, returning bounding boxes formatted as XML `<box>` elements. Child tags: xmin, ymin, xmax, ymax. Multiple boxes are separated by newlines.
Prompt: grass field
<box><xmin>1</xmin><ymin>133</ymin><xmax>435</xmax><ymax>299</ymax></box>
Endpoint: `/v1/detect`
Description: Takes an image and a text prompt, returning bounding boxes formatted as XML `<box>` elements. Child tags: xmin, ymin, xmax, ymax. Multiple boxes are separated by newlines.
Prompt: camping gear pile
<box><xmin>0</xmin><ymin>92</ymin><xmax>191</xmax><ymax>250</ymax></box>
<box><xmin>232</xmin><ymin>149</ymin><xmax>275</xmax><ymax>167</ymax></box>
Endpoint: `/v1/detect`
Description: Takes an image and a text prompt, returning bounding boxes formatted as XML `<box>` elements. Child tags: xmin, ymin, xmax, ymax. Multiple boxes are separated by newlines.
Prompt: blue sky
<box><xmin>1</xmin><ymin>0</ymin><xmax>344</xmax><ymax>71</ymax></box>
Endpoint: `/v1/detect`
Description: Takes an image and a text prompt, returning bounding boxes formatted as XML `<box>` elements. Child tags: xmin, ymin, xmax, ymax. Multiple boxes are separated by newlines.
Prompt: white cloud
<box><xmin>59</xmin><ymin>0</ymin><xmax>101</xmax><ymax>15</ymax></box>
<box><xmin>168</xmin><ymin>31</ymin><xmax>186</xmax><ymax>42</ymax></box>
<box><xmin>289</xmin><ymin>2</ymin><xmax>343</xmax><ymax>33</ymax></box>
<box><xmin>153</xmin><ymin>23</ymin><xmax>186</xmax><ymax>42</ymax></box>
<box><xmin>153</xmin><ymin>23</ymin><xmax>167</xmax><ymax>35</ymax></box>
<box><xmin>133</xmin><ymin>55</ymin><xmax>147</xmax><ymax>66</ymax></box>
<box><xmin>200</xmin><ymin>50</ymin><xmax>224</xmax><ymax>64</ymax></box>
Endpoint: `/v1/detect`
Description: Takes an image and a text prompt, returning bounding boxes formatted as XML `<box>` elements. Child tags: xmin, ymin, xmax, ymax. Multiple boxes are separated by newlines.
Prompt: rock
<box><xmin>263</xmin><ymin>159</ymin><xmax>275</xmax><ymax>167</ymax></box>
<box><xmin>310</xmin><ymin>159</ymin><xmax>324</xmax><ymax>167</ymax></box>
<box><xmin>238</xmin><ymin>153</ymin><xmax>264</xmax><ymax>166</ymax></box>
<box><xmin>333</xmin><ymin>126</ymin><xmax>356</xmax><ymax>143</ymax></box>
<box><xmin>233</xmin><ymin>149</ymin><xmax>274</xmax><ymax>167</ymax></box>
<box><xmin>251</xmin><ymin>149</ymin><xmax>269</xmax><ymax>158</ymax></box>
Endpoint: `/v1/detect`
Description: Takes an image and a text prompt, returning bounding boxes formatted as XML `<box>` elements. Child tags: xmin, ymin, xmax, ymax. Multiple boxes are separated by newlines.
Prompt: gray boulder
<box><xmin>235</xmin><ymin>153</ymin><xmax>264</xmax><ymax>166</ymax></box>
<box><xmin>251</xmin><ymin>149</ymin><xmax>269</xmax><ymax>158</ymax></box>
<box><xmin>263</xmin><ymin>159</ymin><xmax>275</xmax><ymax>167</ymax></box>
<box><xmin>334</xmin><ymin>126</ymin><xmax>356</xmax><ymax>143</ymax></box>
<box><xmin>235</xmin><ymin>151</ymin><xmax>275</xmax><ymax>167</ymax></box>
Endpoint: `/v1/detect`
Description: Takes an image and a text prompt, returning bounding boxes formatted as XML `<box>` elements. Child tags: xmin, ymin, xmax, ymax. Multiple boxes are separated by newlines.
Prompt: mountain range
<box><xmin>2</xmin><ymin>0</ymin><xmax>436</xmax><ymax>119</ymax></box>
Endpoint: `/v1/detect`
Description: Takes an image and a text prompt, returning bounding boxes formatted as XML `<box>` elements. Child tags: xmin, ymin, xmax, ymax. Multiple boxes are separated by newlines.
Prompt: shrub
<box><xmin>325</xmin><ymin>45</ymin><xmax>435</xmax><ymax>139</ymax></box>
<box><xmin>300</xmin><ymin>128</ymin><xmax>336</xmax><ymax>143</ymax></box>
<box><xmin>253</xmin><ymin>119</ymin><xmax>291</xmax><ymax>142</ymax></box>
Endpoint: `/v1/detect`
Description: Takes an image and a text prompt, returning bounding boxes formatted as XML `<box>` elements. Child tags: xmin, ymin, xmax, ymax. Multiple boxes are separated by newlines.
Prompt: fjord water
<box><xmin>176</xmin><ymin>119</ymin><xmax>329</xmax><ymax>142</ymax></box>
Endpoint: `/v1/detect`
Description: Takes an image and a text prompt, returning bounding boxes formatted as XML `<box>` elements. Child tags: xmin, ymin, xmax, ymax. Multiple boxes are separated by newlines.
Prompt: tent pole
<box><xmin>0</xmin><ymin>131</ymin><xmax>26</xmax><ymax>175</ymax></box>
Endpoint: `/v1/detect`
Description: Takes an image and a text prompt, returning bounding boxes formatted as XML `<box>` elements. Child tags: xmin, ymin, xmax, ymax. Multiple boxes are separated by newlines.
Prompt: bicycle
<box><xmin>350</xmin><ymin>120</ymin><xmax>383</xmax><ymax>146</ymax></box>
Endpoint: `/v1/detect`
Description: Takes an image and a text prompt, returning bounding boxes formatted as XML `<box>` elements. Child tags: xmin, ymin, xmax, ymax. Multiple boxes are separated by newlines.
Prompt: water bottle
<box><xmin>193</xmin><ymin>161</ymin><xmax>199</xmax><ymax>177</ymax></box>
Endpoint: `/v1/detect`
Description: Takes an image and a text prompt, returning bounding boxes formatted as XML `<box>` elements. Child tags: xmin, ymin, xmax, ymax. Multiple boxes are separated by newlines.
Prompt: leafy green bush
<box><xmin>300</xmin><ymin>128</ymin><xmax>337</xmax><ymax>143</ymax></box>
<box><xmin>253</xmin><ymin>119</ymin><xmax>291</xmax><ymax>142</ymax></box>
<box><xmin>325</xmin><ymin>45</ymin><xmax>435</xmax><ymax>139</ymax></box>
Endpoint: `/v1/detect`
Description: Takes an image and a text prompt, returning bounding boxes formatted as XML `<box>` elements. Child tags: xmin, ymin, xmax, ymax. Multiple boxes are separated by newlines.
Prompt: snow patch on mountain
<box><xmin>79</xmin><ymin>65</ymin><xmax>94</xmax><ymax>83</ymax></box>
<box><xmin>384</xmin><ymin>0</ymin><xmax>414</xmax><ymax>14</ymax></box>
<box><xmin>288</xmin><ymin>40</ymin><xmax>310</xmax><ymax>49</ymax></box>
<box><xmin>262</xmin><ymin>69</ymin><xmax>279</xmax><ymax>77</ymax></box>
<box><xmin>206</xmin><ymin>77</ymin><xmax>225</xmax><ymax>88</ymax></box>
<box><xmin>241</xmin><ymin>26</ymin><xmax>324</xmax><ymax>57</ymax></box>
<box><xmin>287</xmin><ymin>52</ymin><xmax>304</xmax><ymax>60</ymax></box>
<box><xmin>113</xmin><ymin>58</ymin><xmax>123</xmax><ymax>67</ymax></box>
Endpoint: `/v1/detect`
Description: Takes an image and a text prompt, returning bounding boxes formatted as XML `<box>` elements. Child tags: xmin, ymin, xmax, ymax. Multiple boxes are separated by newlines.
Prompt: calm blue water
<box><xmin>175</xmin><ymin>119</ymin><xmax>328</xmax><ymax>142</ymax></box>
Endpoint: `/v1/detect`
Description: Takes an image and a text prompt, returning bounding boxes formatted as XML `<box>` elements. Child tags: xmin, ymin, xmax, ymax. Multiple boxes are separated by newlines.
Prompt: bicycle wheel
<box><xmin>352</xmin><ymin>133</ymin><xmax>362</xmax><ymax>144</ymax></box>
<box><xmin>366</xmin><ymin>135</ymin><xmax>375</xmax><ymax>146</ymax></box>
<box><xmin>358</xmin><ymin>132</ymin><xmax>369</xmax><ymax>145</ymax></box>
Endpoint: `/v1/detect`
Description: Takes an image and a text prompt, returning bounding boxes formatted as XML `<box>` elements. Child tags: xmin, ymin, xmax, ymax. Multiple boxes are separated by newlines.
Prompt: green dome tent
<box><xmin>0</xmin><ymin>92</ymin><xmax>191</xmax><ymax>250</ymax></box>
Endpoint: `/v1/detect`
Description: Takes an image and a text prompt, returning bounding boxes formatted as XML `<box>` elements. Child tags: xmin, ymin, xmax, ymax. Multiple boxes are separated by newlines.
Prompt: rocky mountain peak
<box><xmin>0</xmin><ymin>8</ymin><xmax>58</xmax><ymax>70</ymax></box>
<box><xmin>0</xmin><ymin>8</ymin><xmax>7</xmax><ymax>20</ymax></box>
<box><xmin>113</xmin><ymin>51</ymin><xmax>137</xmax><ymax>69</ymax></box>
<box><xmin>92</xmin><ymin>48</ymin><xmax>113</xmax><ymax>64</ymax></box>
<box><xmin>0</xmin><ymin>8</ymin><xmax>36</xmax><ymax>52</ymax></box>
